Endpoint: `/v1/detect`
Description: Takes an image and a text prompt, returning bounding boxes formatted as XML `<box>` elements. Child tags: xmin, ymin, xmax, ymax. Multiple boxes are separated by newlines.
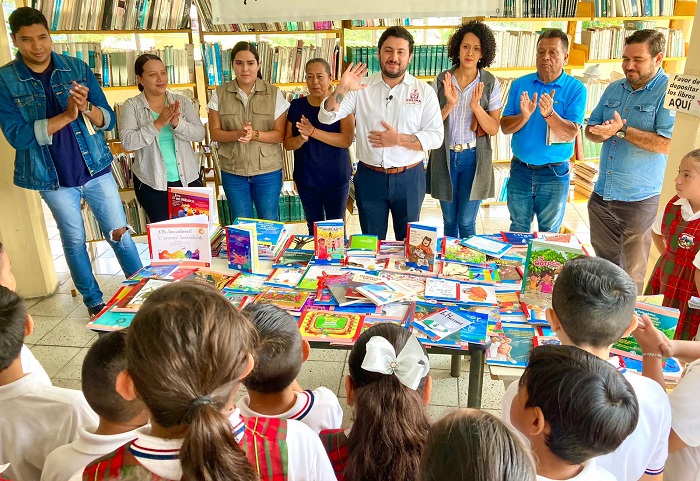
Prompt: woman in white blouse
<box><xmin>119</xmin><ymin>54</ymin><xmax>205</xmax><ymax>223</ymax></box>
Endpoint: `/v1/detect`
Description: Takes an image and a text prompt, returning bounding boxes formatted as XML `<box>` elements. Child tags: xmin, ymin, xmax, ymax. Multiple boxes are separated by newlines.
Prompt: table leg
<box><xmin>467</xmin><ymin>347</ymin><xmax>485</xmax><ymax>408</ymax></box>
<box><xmin>450</xmin><ymin>353</ymin><xmax>461</xmax><ymax>377</ymax></box>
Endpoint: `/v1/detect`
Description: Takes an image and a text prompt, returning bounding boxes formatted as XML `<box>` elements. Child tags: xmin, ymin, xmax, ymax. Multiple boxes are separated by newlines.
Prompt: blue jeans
<box><xmin>439</xmin><ymin>148</ymin><xmax>481</xmax><ymax>238</ymax></box>
<box><xmin>221</xmin><ymin>170</ymin><xmax>283</xmax><ymax>222</ymax></box>
<box><xmin>40</xmin><ymin>174</ymin><xmax>143</xmax><ymax>309</ymax></box>
<box><xmin>507</xmin><ymin>158</ymin><xmax>570</xmax><ymax>233</ymax></box>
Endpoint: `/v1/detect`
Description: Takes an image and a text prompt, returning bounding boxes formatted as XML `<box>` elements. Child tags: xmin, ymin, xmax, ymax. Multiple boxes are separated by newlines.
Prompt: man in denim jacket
<box><xmin>586</xmin><ymin>29</ymin><xmax>676</xmax><ymax>293</ymax></box>
<box><xmin>0</xmin><ymin>7</ymin><xmax>142</xmax><ymax>316</ymax></box>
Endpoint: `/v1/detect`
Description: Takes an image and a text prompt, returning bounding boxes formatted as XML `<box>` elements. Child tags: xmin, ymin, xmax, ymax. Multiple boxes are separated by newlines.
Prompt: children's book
<box><xmin>439</xmin><ymin>261</ymin><xmax>472</xmax><ymax>281</ymax></box>
<box><xmin>533</xmin><ymin>335</ymin><xmax>561</xmax><ymax>347</ymax></box>
<box><xmin>461</xmin><ymin>235</ymin><xmax>512</xmax><ymax>258</ymax></box>
<box><xmin>255</xmin><ymin>288</ymin><xmax>314</xmax><ymax>312</ymax></box>
<box><xmin>226</xmin><ymin>224</ymin><xmax>259</xmax><ymax>273</ymax></box>
<box><xmin>485</xmin><ymin>323</ymin><xmax>535</xmax><ymax>367</ymax></box>
<box><xmin>535</xmin><ymin>232</ymin><xmax>576</xmax><ymax>243</ymax></box>
<box><xmin>378</xmin><ymin>240</ymin><xmax>406</xmax><ymax>258</ymax></box>
<box><xmin>442</xmin><ymin>237</ymin><xmax>488</xmax><ymax>265</ymax></box>
<box><xmin>500</xmin><ymin>231</ymin><xmax>536</xmax><ymax>246</ymax></box>
<box><xmin>452</xmin><ymin>307</ymin><xmax>490</xmax><ymax>345</ymax></box>
<box><xmin>382</xmin><ymin>258</ymin><xmax>438</xmax><ymax>277</ymax></box>
<box><xmin>468</xmin><ymin>266</ymin><xmax>501</xmax><ymax>284</ymax></box>
<box><xmin>356</xmin><ymin>280</ymin><xmax>414</xmax><ymax>306</ymax></box>
<box><xmin>387</xmin><ymin>277</ymin><xmax>425</xmax><ymax>297</ymax></box>
<box><xmin>124</xmin><ymin>264</ymin><xmax>177</xmax><ymax>285</ymax></box>
<box><xmin>313</xmin><ymin>288</ymin><xmax>339</xmax><ymax>306</ymax></box>
<box><xmin>536</xmin><ymin>325</ymin><xmax>556</xmax><ymax>336</ymax></box>
<box><xmin>166</xmin><ymin>266</ymin><xmax>199</xmax><ymax>281</ymax></box>
<box><xmin>347</xmin><ymin>234</ymin><xmax>379</xmax><ymax>255</ymax></box>
<box><xmin>412</xmin><ymin>306</ymin><xmax>471</xmax><ymax>340</ymax></box>
<box><xmin>322</xmin><ymin>272</ymin><xmax>356</xmax><ymax>306</ymax></box>
<box><xmin>86</xmin><ymin>286</ymin><xmax>136</xmax><ymax>331</ymax></box>
<box><xmin>424</xmin><ymin>277</ymin><xmax>461</xmax><ymax>302</ymax></box>
<box><xmin>613</xmin><ymin>354</ymin><xmax>683</xmax><ymax>383</ymax></box>
<box><xmin>459</xmin><ymin>283</ymin><xmax>498</xmax><ymax>306</ymax></box>
<box><xmin>169</xmin><ymin>186</ymin><xmax>218</xmax><ymax>230</ymax></box>
<box><xmin>297</xmin><ymin>264</ymin><xmax>346</xmax><ymax>291</ymax></box>
<box><xmin>344</xmin><ymin>256</ymin><xmax>380</xmax><ymax>271</ymax></box>
<box><xmin>523</xmin><ymin>303</ymin><xmax>548</xmax><ymax>325</ymax></box>
<box><xmin>488</xmin><ymin>255</ymin><xmax>524</xmax><ymax>284</ymax></box>
<box><xmin>343</xmin><ymin>273</ymin><xmax>384</xmax><ymax>300</ymax></box>
<box><xmin>611</xmin><ymin>302</ymin><xmax>680</xmax><ymax>360</ymax></box>
<box><xmin>297</xmin><ymin>310</ymin><xmax>364</xmax><ymax>344</ymax></box>
<box><xmin>147</xmin><ymin>215</ymin><xmax>211</xmax><ymax>267</ymax></box>
<box><xmin>223</xmin><ymin>292</ymin><xmax>253</xmax><ymax>310</ymax></box>
<box><xmin>183</xmin><ymin>269</ymin><xmax>237</xmax><ymax>291</ymax></box>
<box><xmin>405</xmin><ymin>223</ymin><xmax>438</xmax><ymax>272</ymax></box>
<box><xmin>520</xmin><ymin>240</ymin><xmax>585</xmax><ymax>309</ymax></box>
<box><xmin>112</xmin><ymin>278</ymin><xmax>173</xmax><ymax>313</ymax></box>
<box><xmin>224</xmin><ymin>272</ymin><xmax>268</xmax><ymax>294</ymax></box>
<box><xmin>284</xmin><ymin>235</ymin><xmax>315</xmax><ymax>252</ymax></box>
<box><xmin>273</xmin><ymin>250</ymin><xmax>314</xmax><ymax>268</ymax></box>
<box><xmin>233</xmin><ymin>218</ymin><xmax>286</xmax><ymax>245</ymax></box>
<box><xmin>264</xmin><ymin>267</ymin><xmax>306</xmax><ymax>288</ymax></box>
<box><xmin>314</xmin><ymin>219</ymin><xmax>345</xmax><ymax>263</ymax></box>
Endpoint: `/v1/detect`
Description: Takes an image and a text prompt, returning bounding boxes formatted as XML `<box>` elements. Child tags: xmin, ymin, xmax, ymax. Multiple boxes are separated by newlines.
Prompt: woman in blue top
<box><xmin>284</xmin><ymin>58</ymin><xmax>355</xmax><ymax>233</ymax></box>
<box><xmin>119</xmin><ymin>54</ymin><xmax>206</xmax><ymax>223</ymax></box>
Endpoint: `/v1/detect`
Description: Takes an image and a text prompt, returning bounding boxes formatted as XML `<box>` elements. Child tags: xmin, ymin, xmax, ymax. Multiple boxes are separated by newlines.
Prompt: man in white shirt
<box><xmin>319</xmin><ymin>26</ymin><xmax>443</xmax><ymax>241</ymax></box>
<box><xmin>0</xmin><ymin>287</ymin><xmax>97</xmax><ymax>481</ymax></box>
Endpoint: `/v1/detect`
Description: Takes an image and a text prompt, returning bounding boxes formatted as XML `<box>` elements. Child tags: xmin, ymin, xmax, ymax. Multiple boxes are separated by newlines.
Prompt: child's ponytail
<box><xmin>345</xmin><ymin>323</ymin><xmax>431</xmax><ymax>481</ymax></box>
<box><xmin>126</xmin><ymin>281</ymin><xmax>259</xmax><ymax>481</ymax></box>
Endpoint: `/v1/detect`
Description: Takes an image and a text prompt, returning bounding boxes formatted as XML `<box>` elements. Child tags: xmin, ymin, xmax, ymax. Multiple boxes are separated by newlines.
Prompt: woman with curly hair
<box><xmin>427</xmin><ymin>21</ymin><xmax>502</xmax><ymax>239</ymax></box>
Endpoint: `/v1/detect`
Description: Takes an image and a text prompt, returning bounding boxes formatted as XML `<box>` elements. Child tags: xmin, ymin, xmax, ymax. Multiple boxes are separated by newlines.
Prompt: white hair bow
<box><xmin>361</xmin><ymin>335</ymin><xmax>430</xmax><ymax>390</ymax></box>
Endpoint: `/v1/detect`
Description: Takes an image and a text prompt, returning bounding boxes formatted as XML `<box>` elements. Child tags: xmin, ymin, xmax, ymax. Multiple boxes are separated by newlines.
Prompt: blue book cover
<box><xmin>461</xmin><ymin>235</ymin><xmax>513</xmax><ymax>258</ymax></box>
<box><xmin>86</xmin><ymin>307</ymin><xmax>136</xmax><ymax>332</ymax></box>
<box><xmin>501</xmin><ymin>231</ymin><xmax>536</xmax><ymax>246</ymax></box>
<box><xmin>234</xmin><ymin>218</ymin><xmax>286</xmax><ymax>245</ymax></box>
<box><xmin>226</xmin><ymin>225</ymin><xmax>257</xmax><ymax>273</ymax></box>
<box><xmin>486</xmin><ymin>323</ymin><xmax>534</xmax><ymax>367</ymax></box>
<box><xmin>124</xmin><ymin>264</ymin><xmax>177</xmax><ymax>285</ymax></box>
<box><xmin>405</xmin><ymin>223</ymin><xmax>438</xmax><ymax>272</ymax></box>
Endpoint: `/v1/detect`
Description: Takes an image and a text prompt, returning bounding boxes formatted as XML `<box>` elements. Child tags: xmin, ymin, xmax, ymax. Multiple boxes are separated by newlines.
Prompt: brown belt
<box><xmin>361</xmin><ymin>160</ymin><xmax>422</xmax><ymax>175</ymax></box>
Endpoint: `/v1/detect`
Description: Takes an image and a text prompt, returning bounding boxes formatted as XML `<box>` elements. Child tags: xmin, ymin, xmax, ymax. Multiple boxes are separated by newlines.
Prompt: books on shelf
<box><xmin>35</xmin><ymin>0</ymin><xmax>192</xmax><ymax>31</ymax></box>
<box><xmin>347</xmin><ymin>44</ymin><xmax>450</xmax><ymax>78</ymax></box>
<box><xmin>581</xmin><ymin>0</ymin><xmax>677</xmax><ymax>17</ymax></box>
<box><xmin>501</xmin><ymin>0</ymin><xmax>579</xmax><ymax>17</ymax></box>
<box><xmin>491</xmin><ymin>30</ymin><xmax>539</xmax><ymax>68</ymax></box>
<box><xmin>110</xmin><ymin>152</ymin><xmax>135</xmax><ymax>189</ymax></box>
<box><xmin>580</xmin><ymin>26</ymin><xmax>683</xmax><ymax>61</ymax></box>
<box><xmin>82</xmin><ymin>197</ymin><xmax>147</xmax><ymax>241</ymax></box>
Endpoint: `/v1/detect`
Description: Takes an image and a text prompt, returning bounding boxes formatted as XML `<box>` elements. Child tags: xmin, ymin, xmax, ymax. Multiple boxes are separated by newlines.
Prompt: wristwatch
<box><xmin>615</xmin><ymin>124</ymin><xmax>628</xmax><ymax>139</ymax></box>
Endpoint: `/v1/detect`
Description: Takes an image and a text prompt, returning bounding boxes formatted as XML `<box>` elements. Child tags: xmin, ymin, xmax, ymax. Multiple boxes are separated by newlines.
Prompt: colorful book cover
<box><xmin>223</xmin><ymin>292</ymin><xmax>252</xmax><ymax>309</ymax></box>
<box><xmin>468</xmin><ymin>266</ymin><xmax>501</xmax><ymax>284</ymax></box>
<box><xmin>439</xmin><ymin>261</ymin><xmax>472</xmax><ymax>281</ymax></box>
<box><xmin>226</xmin><ymin>224</ymin><xmax>259</xmax><ymax>273</ymax></box>
<box><xmin>613</xmin><ymin>354</ymin><xmax>683</xmax><ymax>383</ymax></box>
<box><xmin>424</xmin><ymin>277</ymin><xmax>461</xmax><ymax>302</ymax></box>
<box><xmin>520</xmin><ymin>240</ymin><xmax>585</xmax><ymax>309</ymax></box>
<box><xmin>533</xmin><ymin>335</ymin><xmax>561</xmax><ymax>347</ymax></box>
<box><xmin>382</xmin><ymin>258</ymin><xmax>438</xmax><ymax>277</ymax></box>
<box><xmin>378</xmin><ymin>240</ymin><xmax>406</xmax><ymax>258</ymax></box>
<box><xmin>356</xmin><ymin>280</ymin><xmax>414</xmax><ymax>306</ymax></box>
<box><xmin>405</xmin><ymin>223</ymin><xmax>438</xmax><ymax>272</ymax></box>
<box><xmin>298</xmin><ymin>310</ymin><xmax>364</xmax><ymax>343</ymax></box>
<box><xmin>442</xmin><ymin>237</ymin><xmax>487</xmax><ymax>265</ymax></box>
<box><xmin>124</xmin><ymin>264</ymin><xmax>177</xmax><ymax>285</ymax></box>
<box><xmin>459</xmin><ymin>283</ymin><xmax>498</xmax><ymax>306</ymax></box>
<box><xmin>297</xmin><ymin>264</ymin><xmax>346</xmax><ymax>291</ymax></box>
<box><xmin>233</xmin><ymin>218</ymin><xmax>286</xmax><ymax>245</ymax></box>
<box><xmin>461</xmin><ymin>235</ymin><xmax>513</xmax><ymax>258</ymax></box>
<box><xmin>168</xmin><ymin>186</ymin><xmax>218</xmax><ymax>230</ymax></box>
<box><xmin>284</xmin><ymin>235</ymin><xmax>315</xmax><ymax>252</ymax></box>
<box><xmin>343</xmin><ymin>273</ymin><xmax>384</xmax><ymax>300</ymax></box>
<box><xmin>348</xmin><ymin>234</ymin><xmax>379</xmax><ymax>253</ymax></box>
<box><xmin>264</xmin><ymin>267</ymin><xmax>306</xmax><ymax>288</ymax></box>
<box><xmin>387</xmin><ymin>277</ymin><xmax>425</xmax><ymax>297</ymax></box>
<box><xmin>147</xmin><ymin>215</ymin><xmax>211</xmax><ymax>267</ymax></box>
<box><xmin>452</xmin><ymin>307</ymin><xmax>490</xmax><ymax>345</ymax></box>
<box><xmin>255</xmin><ymin>288</ymin><xmax>313</xmax><ymax>312</ymax></box>
<box><xmin>488</xmin><ymin>256</ymin><xmax>524</xmax><ymax>284</ymax></box>
<box><xmin>611</xmin><ymin>302</ymin><xmax>680</xmax><ymax>360</ymax></box>
<box><xmin>412</xmin><ymin>306</ymin><xmax>469</xmax><ymax>340</ymax></box>
<box><xmin>313</xmin><ymin>288</ymin><xmax>339</xmax><ymax>306</ymax></box>
<box><xmin>86</xmin><ymin>305</ymin><xmax>136</xmax><ymax>331</ymax></box>
<box><xmin>166</xmin><ymin>266</ymin><xmax>199</xmax><ymax>281</ymax></box>
<box><xmin>535</xmin><ymin>232</ymin><xmax>576</xmax><ymax>243</ymax></box>
<box><xmin>113</xmin><ymin>278</ymin><xmax>173</xmax><ymax>313</ymax></box>
<box><xmin>273</xmin><ymin>250</ymin><xmax>314</xmax><ymax>268</ymax></box>
<box><xmin>485</xmin><ymin>323</ymin><xmax>535</xmax><ymax>367</ymax></box>
<box><xmin>183</xmin><ymin>269</ymin><xmax>237</xmax><ymax>291</ymax></box>
<box><xmin>501</xmin><ymin>231</ymin><xmax>536</xmax><ymax>246</ymax></box>
<box><xmin>224</xmin><ymin>272</ymin><xmax>268</xmax><ymax>294</ymax></box>
<box><xmin>314</xmin><ymin>219</ymin><xmax>345</xmax><ymax>263</ymax></box>
<box><xmin>345</xmin><ymin>256</ymin><xmax>380</xmax><ymax>271</ymax></box>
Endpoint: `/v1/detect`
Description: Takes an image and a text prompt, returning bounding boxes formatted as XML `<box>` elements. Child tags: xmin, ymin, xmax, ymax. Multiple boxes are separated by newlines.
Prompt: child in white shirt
<box><xmin>238</xmin><ymin>303</ymin><xmax>342</xmax><ymax>433</ymax></box>
<box><xmin>74</xmin><ymin>281</ymin><xmax>334</xmax><ymax>481</ymax></box>
<box><xmin>502</xmin><ymin>256</ymin><xmax>672</xmax><ymax>480</ymax></box>
<box><xmin>0</xmin><ymin>286</ymin><xmax>97</xmax><ymax>481</ymax></box>
<box><xmin>41</xmin><ymin>331</ymin><xmax>149</xmax><ymax>481</ymax></box>
<box><xmin>510</xmin><ymin>345</ymin><xmax>638</xmax><ymax>481</ymax></box>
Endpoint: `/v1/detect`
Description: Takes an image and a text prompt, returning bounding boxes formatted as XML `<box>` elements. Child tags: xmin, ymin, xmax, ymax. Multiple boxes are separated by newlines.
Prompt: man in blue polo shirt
<box><xmin>501</xmin><ymin>29</ymin><xmax>586</xmax><ymax>233</ymax></box>
<box><xmin>585</xmin><ymin>30</ymin><xmax>675</xmax><ymax>292</ymax></box>
<box><xmin>0</xmin><ymin>7</ymin><xmax>142</xmax><ymax>316</ymax></box>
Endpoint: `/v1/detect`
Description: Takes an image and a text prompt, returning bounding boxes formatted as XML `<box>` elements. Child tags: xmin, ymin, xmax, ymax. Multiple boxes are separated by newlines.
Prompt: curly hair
<box><xmin>447</xmin><ymin>21</ymin><xmax>497</xmax><ymax>69</ymax></box>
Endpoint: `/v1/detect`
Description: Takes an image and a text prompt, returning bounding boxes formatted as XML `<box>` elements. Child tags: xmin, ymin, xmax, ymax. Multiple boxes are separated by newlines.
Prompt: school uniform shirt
<box><xmin>501</xmin><ymin>357</ymin><xmax>671</xmax><ymax>480</ymax></box>
<box><xmin>652</xmin><ymin>196</ymin><xmax>700</xmax><ymax>269</ymax></box>
<box><xmin>40</xmin><ymin>425</ymin><xmax>141</xmax><ymax>481</ymax></box>
<box><xmin>67</xmin><ymin>409</ymin><xmax>334</xmax><ymax>481</ymax></box>
<box><xmin>0</xmin><ymin>373</ymin><xmax>98</xmax><ymax>481</ymax></box>
<box><xmin>237</xmin><ymin>387</ymin><xmax>343</xmax><ymax>433</ymax></box>
<box><xmin>666</xmin><ymin>359</ymin><xmax>700</xmax><ymax>481</ymax></box>
<box><xmin>20</xmin><ymin>345</ymin><xmax>51</xmax><ymax>386</ymax></box>
<box><xmin>318</xmin><ymin>72</ymin><xmax>443</xmax><ymax>168</ymax></box>
<box><xmin>536</xmin><ymin>459</ymin><xmax>616</xmax><ymax>481</ymax></box>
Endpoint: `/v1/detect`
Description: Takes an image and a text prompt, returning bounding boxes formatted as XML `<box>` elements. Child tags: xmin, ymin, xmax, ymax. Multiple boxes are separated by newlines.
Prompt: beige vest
<box><xmin>215</xmin><ymin>79</ymin><xmax>284</xmax><ymax>176</ymax></box>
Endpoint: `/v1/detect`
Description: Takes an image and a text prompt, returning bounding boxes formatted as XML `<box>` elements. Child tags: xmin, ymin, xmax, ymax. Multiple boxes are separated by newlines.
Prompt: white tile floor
<box><xmin>24</xmin><ymin>198</ymin><xmax>593</xmax><ymax>420</ymax></box>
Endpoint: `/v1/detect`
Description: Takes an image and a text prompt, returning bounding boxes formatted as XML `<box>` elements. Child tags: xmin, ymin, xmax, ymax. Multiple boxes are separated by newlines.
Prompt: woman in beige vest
<box><xmin>208</xmin><ymin>42</ymin><xmax>289</xmax><ymax>221</ymax></box>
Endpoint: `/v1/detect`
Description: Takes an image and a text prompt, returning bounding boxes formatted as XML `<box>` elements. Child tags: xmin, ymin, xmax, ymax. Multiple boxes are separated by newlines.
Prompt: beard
<box><xmin>381</xmin><ymin>61</ymin><xmax>407</xmax><ymax>79</ymax></box>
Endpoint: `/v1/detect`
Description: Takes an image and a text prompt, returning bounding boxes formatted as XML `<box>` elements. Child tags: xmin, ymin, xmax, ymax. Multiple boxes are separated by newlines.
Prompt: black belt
<box><xmin>513</xmin><ymin>157</ymin><xmax>567</xmax><ymax>171</ymax></box>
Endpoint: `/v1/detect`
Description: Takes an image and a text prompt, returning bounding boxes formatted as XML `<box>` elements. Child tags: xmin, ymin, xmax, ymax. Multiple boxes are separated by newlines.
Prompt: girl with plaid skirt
<box><xmin>646</xmin><ymin>149</ymin><xmax>700</xmax><ymax>340</ymax></box>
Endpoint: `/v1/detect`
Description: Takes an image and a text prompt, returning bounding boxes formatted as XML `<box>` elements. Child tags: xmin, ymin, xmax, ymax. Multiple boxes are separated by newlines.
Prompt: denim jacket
<box><xmin>0</xmin><ymin>52</ymin><xmax>115</xmax><ymax>191</ymax></box>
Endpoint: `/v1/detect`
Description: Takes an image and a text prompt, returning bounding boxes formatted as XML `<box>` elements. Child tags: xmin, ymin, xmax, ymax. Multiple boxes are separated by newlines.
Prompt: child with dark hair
<box><xmin>0</xmin><ymin>242</ymin><xmax>51</xmax><ymax>386</ymax></box>
<box><xmin>0</xmin><ymin>286</ymin><xmax>97</xmax><ymax>481</ymax></box>
<box><xmin>74</xmin><ymin>282</ymin><xmax>333</xmax><ymax>481</ymax></box>
<box><xmin>420</xmin><ymin>408</ymin><xmax>536</xmax><ymax>481</ymax></box>
<box><xmin>239</xmin><ymin>303</ymin><xmax>342</xmax><ymax>432</ymax></box>
<box><xmin>502</xmin><ymin>256</ymin><xmax>671</xmax><ymax>481</ymax></box>
<box><xmin>41</xmin><ymin>331</ymin><xmax>149</xmax><ymax>481</ymax></box>
<box><xmin>510</xmin><ymin>345</ymin><xmax>639</xmax><ymax>481</ymax></box>
<box><xmin>320</xmin><ymin>323</ymin><xmax>432</xmax><ymax>481</ymax></box>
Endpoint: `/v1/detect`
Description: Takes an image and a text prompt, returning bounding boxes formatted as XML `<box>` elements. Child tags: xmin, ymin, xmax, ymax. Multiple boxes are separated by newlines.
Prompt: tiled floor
<box><xmin>23</xmin><ymin>198</ymin><xmax>593</xmax><ymax>421</ymax></box>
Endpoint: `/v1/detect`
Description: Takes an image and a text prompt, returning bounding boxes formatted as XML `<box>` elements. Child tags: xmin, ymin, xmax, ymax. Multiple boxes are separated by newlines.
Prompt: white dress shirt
<box><xmin>319</xmin><ymin>72</ymin><xmax>443</xmax><ymax>168</ymax></box>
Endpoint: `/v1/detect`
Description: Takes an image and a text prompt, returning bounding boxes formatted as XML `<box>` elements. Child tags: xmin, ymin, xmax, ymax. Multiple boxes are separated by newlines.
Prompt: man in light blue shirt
<box><xmin>501</xmin><ymin>29</ymin><xmax>587</xmax><ymax>233</ymax></box>
<box><xmin>586</xmin><ymin>29</ymin><xmax>675</xmax><ymax>292</ymax></box>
